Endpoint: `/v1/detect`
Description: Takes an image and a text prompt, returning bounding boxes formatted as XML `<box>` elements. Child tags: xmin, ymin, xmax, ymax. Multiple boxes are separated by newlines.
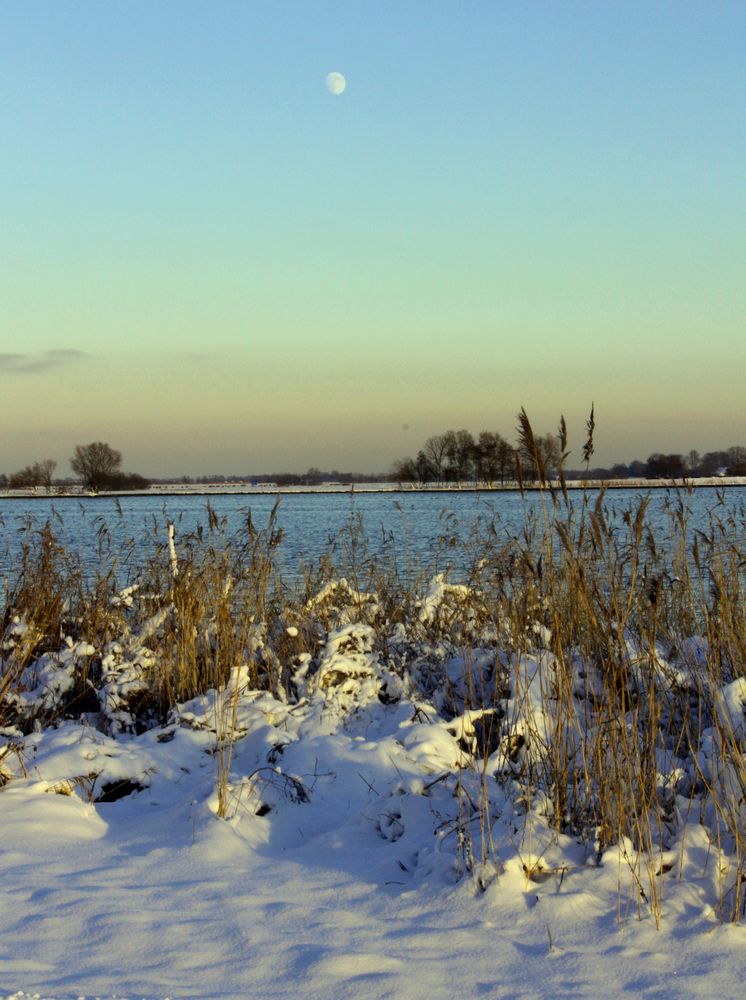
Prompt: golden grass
<box><xmin>1</xmin><ymin>419</ymin><xmax>744</xmax><ymax>916</ymax></box>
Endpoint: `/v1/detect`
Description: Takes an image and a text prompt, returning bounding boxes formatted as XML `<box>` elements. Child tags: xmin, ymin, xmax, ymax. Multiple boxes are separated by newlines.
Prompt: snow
<box><xmin>2</xmin><ymin>475</ymin><xmax>746</xmax><ymax>501</ymax></box>
<box><xmin>2</xmin><ymin>585</ymin><xmax>746</xmax><ymax>999</ymax></box>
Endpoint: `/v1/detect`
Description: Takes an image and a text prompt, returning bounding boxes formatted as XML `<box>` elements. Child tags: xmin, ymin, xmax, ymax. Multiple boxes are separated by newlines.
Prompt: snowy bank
<box><xmin>1</xmin><ymin>500</ymin><xmax>745</xmax><ymax>998</ymax></box>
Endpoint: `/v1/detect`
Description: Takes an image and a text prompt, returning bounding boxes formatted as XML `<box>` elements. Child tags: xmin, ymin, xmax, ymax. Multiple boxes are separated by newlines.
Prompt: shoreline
<box><xmin>1</xmin><ymin>476</ymin><xmax>745</xmax><ymax>500</ymax></box>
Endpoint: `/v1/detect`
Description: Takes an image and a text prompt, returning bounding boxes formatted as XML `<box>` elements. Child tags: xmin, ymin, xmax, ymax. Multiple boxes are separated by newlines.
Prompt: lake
<box><xmin>1</xmin><ymin>486</ymin><xmax>744</xmax><ymax>588</ymax></box>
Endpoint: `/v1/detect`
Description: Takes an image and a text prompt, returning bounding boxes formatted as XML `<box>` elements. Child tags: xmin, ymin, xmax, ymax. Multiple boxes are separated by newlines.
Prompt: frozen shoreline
<box><xmin>1</xmin><ymin>475</ymin><xmax>745</xmax><ymax>500</ymax></box>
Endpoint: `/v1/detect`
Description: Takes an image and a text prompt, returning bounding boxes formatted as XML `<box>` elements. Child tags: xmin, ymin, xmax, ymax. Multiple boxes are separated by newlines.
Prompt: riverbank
<box><xmin>2</xmin><ymin>475</ymin><xmax>745</xmax><ymax>500</ymax></box>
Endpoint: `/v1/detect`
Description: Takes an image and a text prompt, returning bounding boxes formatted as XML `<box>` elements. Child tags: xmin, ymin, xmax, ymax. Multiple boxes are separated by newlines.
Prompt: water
<box><xmin>1</xmin><ymin>486</ymin><xmax>744</xmax><ymax>588</ymax></box>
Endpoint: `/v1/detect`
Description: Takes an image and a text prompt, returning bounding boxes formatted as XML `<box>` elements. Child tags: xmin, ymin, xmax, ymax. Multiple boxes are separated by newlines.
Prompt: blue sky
<box><xmin>1</xmin><ymin>2</ymin><xmax>744</xmax><ymax>474</ymax></box>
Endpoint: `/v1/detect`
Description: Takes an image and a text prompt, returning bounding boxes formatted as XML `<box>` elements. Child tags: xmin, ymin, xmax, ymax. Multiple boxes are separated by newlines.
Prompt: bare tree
<box><xmin>35</xmin><ymin>459</ymin><xmax>57</xmax><ymax>491</ymax></box>
<box><xmin>645</xmin><ymin>453</ymin><xmax>685</xmax><ymax>479</ymax></box>
<box><xmin>727</xmin><ymin>446</ymin><xmax>746</xmax><ymax>474</ymax></box>
<box><xmin>476</xmin><ymin>431</ymin><xmax>514</xmax><ymax>485</ymax></box>
<box><xmin>390</xmin><ymin>457</ymin><xmax>418</xmax><ymax>483</ymax></box>
<box><xmin>699</xmin><ymin>451</ymin><xmax>729</xmax><ymax>475</ymax></box>
<box><xmin>70</xmin><ymin>442</ymin><xmax>123</xmax><ymax>491</ymax></box>
<box><xmin>9</xmin><ymin>466</ymin><xmax>38</xmax><ymax>489</ymax></box>
<box><xmin>443</xmin><ymin>429</ymin><xmax>476</xmax><ymax>482</ymax></box>
<box><xmin>415</xmin><ymin>450</ymin><xmax>435</xmax><ymax>483</ymax></box>
<box><xmin>421</xmin><ymin>434</ymin><xmax>450</xmax><ymax>483</ymax></box>
<box><xmin>536</xmin><ymin>433</ymin><xmax>561</xmax><ymax>477</ymax></box>
<box><xmin>476</xmin><ymin>431</ymin><xmax>499</xmax><ymax>484</ymax></box>
<box><xmin>496</xmin><ymin>437</ymin><xmax>515</xmax><ymax>484</ymax></box>
<box><xmin>9</xmin><ymin>459</ymin><xmax>57</xmax><ymax>491</ymax></box>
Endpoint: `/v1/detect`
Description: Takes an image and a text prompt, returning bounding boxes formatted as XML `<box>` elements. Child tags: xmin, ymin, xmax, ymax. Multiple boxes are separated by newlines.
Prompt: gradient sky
<box><xmin>2</xmin><ymin>1</ymin><xmax>745</xmax><ymax>475</ymax></box>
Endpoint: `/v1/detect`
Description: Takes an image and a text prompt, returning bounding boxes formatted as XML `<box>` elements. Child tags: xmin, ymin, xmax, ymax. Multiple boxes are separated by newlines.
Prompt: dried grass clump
<box><xmin>450</xmin><ymin>409</ymin><xmax>746</xmax><ymax>923</ymax></box>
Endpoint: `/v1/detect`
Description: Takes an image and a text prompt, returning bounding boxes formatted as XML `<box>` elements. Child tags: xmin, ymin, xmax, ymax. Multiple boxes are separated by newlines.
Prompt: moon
<box><xmin>326</xmin><ymin>72</ymin><xmax>346</xmax><ymax>96</ymax></box>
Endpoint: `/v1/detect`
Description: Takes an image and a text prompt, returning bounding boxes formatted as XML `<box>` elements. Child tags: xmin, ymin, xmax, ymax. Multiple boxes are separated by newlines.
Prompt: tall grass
<box><xmin>1</xmin><ymin>437</ymin><xmax>744</xmax><ymax>919</ymax></box>
<box><xmin>447</xmin><ymin>413</ymin><xmax>746</xmax><ymax>922</ymax></box>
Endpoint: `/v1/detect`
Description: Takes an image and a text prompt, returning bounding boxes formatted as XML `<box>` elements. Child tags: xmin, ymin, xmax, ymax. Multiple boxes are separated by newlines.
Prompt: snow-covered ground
<box><xmin>2</xmin><ymin>586</ymin><xmax>745</xmax><ymax>999</ymax></box>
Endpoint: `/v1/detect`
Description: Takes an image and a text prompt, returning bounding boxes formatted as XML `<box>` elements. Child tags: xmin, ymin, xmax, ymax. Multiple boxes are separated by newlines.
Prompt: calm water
<box><xmin>1</xmin><ymin>487</ymin><xmax>744</xmax><ymax>587</ymax></box>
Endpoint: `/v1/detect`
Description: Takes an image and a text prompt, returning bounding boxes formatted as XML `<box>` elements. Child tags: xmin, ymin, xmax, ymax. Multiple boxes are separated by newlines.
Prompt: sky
<box><xmin>1</xmin><ymin>1</ymin><xmax>745</xmax><ymax>476</ymax></box>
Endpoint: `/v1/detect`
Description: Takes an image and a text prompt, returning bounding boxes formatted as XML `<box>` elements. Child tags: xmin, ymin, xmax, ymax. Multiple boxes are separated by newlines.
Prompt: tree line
<box><xmin>3</xmin><ymin>436</ymin><xmax>745</xmax><ymax>492</ymax></box>
<box><xmin>1</xmin><ymin>442</ymin><xmax>150</xmax><ymax>492</ymax></box>
<box><xmin>390</xmin><ymin>427</ymin><xmax>562</xmax><ymax>485</ymax></box>
<box><xmin>390</xmin><ymin>429</ymin><xmax>746</xmax><ymax>484</ymax></box>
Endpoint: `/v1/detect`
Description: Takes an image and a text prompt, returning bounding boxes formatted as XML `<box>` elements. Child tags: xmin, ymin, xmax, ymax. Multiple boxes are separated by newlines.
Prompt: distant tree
<box><xmin>390</xmin><ymin>457</ymin><xmax>418</xmax><ymax>483</ymax></box>
<box><xmin>727</xmin><ymin>446</ymin><xmax>746</xmax><ymax>475</ymax></box>
<box><xmin>496</xmin><ymin>437</ymin><xmax>515</xmax><ymax>484</ymax></box>
<box><xmin>9</xmin><ymin>467</ymin><xmax>35</xmax><ymax>488</ymax></box>
<box><xmin>70</xmin><ymin>442</ymin><xmax>123</xmax><ymax>491</ymax></box>
<box><xmin>475</xmin><ymin>431</ymin><xmax>499</xmax><ymax>484</ymax></box>
<box><xmin>536</xmin><ymin>434</ymin><xmax>561</xmax><ymax>476</ymax></box>
<box><xmin>0</xmin><ymin>473</ymin><xmax>7</xmax><ymax>488</ymax></box>
<box><xmin>668</xmin><ymin>454</ymin><xmax>686</xmax><ymax>478</ymax></box>
<box><xmin>9</xmin><ymin>459</ymin><xmax>57</xmax><ymax>491</ymax></box>
<box><xmin>645</xmin><ymin>454</ymin><xmax>665</xmax><ymax>478</ymax></box>
<box><xmin>421</xmin><ymin>434</ymin><xmax>450</xmax><ymax>483</ymax></box>
<box><xmin>415</xmin><ymin>450</ymin><xmax>435</xmax><ymax>483</ymax></box>
<box><xmin>35</xmin><ymin>459</ymin><xmax>57</xmax><ymax>491</ymax></box>
<box><xmin>442</xmin><ymin>430</ymin><xmax>458</xmax><ymax>481</ymax></box>
<box><xmin>443</xmin><ymin>429</ymin><xmax>476</xmax><ymax>482</ymax></box>
<box><xmin>610</xmin><ymin>463</ymin><xmax>630</xmax><ymax>479</ymax></box>
<box><xmin>114</xmin><ymin>471</ymin><xmax>151</xmax><ymax>490</ymax></box>
<box><xmin>475</xmin><ymin>431</ymin><xmax>514</xmax><ymax>485</ymax></box>
<box><xmin>645</xmin><ymin>453</ymin><xmax>685</xmax><ymax>479</ymax></box>
<box><xmin>699</xmin><ymin>451</ymin><xmax>730</xmax><ymax>475</ymax></box>
<box><xmin>304</xmin><ymin>467</ymin><xmax>323</xmax><ymax>485</ymax></box>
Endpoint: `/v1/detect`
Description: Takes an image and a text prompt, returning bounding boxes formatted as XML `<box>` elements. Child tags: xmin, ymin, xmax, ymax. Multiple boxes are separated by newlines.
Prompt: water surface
<box><xmin>1</xmin><ymin>486</ymin><xmax>743</xmax><ymax>588</ymax></box>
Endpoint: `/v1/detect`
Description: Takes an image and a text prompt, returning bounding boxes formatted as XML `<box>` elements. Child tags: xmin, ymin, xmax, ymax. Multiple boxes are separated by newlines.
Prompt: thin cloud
<box><xmin>0</xmin><ymin>349</ymin><xmax>88</xmax><ymax>375</ymax></box>
<box><xmin>46</xmin><ymin>349</ymin><xmax>87</xmax><ymax>359</ymax></box>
